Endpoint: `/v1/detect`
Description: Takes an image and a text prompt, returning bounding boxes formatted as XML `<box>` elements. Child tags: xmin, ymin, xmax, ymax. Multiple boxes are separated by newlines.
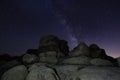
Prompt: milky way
<box><xmin>51</xmin><ymin>0</ymin><xmax>80</xmax><ymax>49</ymax></box>
<box><xmin>0</xmin><ymin>0</ymin><xmax>120</xmax><ymax>57</ymax></box>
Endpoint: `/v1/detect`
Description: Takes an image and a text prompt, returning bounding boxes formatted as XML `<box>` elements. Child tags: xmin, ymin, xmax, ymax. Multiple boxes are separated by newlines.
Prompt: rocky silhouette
<box><xmin>0</xmin><ymin>35</ymin><xmax>120</xmax><ymax>80</ymax></box>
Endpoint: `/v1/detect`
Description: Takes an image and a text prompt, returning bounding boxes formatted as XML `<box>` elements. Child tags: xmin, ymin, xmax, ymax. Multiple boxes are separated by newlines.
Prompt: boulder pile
<box><xmin>0</xmin><ymin>35</ymin><xmax>120</xmax><ymax>80</ymax></box>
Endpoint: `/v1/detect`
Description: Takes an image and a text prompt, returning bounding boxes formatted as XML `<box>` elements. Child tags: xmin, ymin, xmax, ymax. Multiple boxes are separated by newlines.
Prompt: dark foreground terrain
<box><xmin>0</xmin><ymin>35</ymin><xmax>120</xmax><ymax>80</ymax></box>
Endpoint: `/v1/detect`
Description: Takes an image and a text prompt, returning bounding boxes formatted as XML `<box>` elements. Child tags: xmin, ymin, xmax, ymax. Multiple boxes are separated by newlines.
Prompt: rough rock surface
<box><xmin>62</xmin><ymin>56</ymin><xmax>91</xmax><ymax>65</ymax></box>
<box><xmin>1</xmin><ymin>35</ymin><xmax>120</xmax><ymax>80</ymax></box>
<box><xmin>70</xmin><ymin>42</ymin><xmax>90</xmax><ymax>57</ymax></box>
<box><xmin>54</xmin><ymin>65</ymin><xmax>85</xmax><ymax>80</ymax></box>
<box><xmin>39</xmin><ymin>35</ymin><xmax>69</xmax><ymax>56</ymax></box>
<box><xmin>78</xmin><ymin>66</ymin><xmax>120</xmax><ymax>80</ymax></box>
<box><xmin>26</xmin><ymin>66</ymin><xmax>59</xmax><ymax>80</ymax></box>
<box><xmin>0</xmin><ymin>60</ymin><xmax>21</xmax><ymax>78</ymax></box>
<box><xmin>40</xmin><ymin>56</ymin><xmax>58</xmax><ymax>64</ymax></box>
<box><xmin>39</xmin><ymin>51</ymin><xmax>65</xmax><ymax>58</ymax></box>
<box><xmin>89</xmin><ymin>44</ymin><xmax>107</xmax><ymax>58</ymax></box>
<box><xmin>39</xmin><ymin>51</ymin><xmax>65</xmax><ymax>64</ymax></box>
<box><xmin>39</xmin><ymin>35</ymin><xmax>69</xmax><ymax>55</ymax></box>
<box><xmin>28</xmin><ymin>63</ymin><xmax>48</xmax><ymax>71</ymax></box>
<box><xmin>90</xmin><ymin>58</ymin><xmax>113</xmax><ymax>66</ymax></box>
<box><xmin>1</xmin><ymin>65</ymin><xmax>28</xmax><ymax>80</ymax></box>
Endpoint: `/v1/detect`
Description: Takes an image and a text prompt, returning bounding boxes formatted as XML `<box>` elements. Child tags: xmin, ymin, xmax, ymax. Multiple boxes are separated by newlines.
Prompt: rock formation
<box><xmin>70</xmin><ymin>42</ymin><xmax>90</xmax><ymax>57</ymax></box>
<box><xmin>0</xmin><ymin>35</ymin><xmax>120</xmax><ymax>80</ymax></box>
<box><xmin>39</xmin><ymin>35</ymin><xmax>69</xmax><ymax>56</ymax></box>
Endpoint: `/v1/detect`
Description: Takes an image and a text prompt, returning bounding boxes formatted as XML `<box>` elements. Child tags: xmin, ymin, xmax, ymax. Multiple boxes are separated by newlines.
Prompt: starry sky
<box><xmin>0</xmin><ymin>0</ymin><xmax>120</xmax><ymax>57</ymax></box>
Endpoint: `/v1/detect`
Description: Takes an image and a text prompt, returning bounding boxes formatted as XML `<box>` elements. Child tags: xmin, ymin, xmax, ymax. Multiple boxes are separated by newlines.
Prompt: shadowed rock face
<box><xmin>90</xmin><ymin>58</ymin><xmax>114</xmax><ymax>66</ymax></box>
<box><xmin>39</xmin><ymin>35</ymin><xmax>69</xmax><ymax>56</ymax></box>
<box><xmin>89</xmin><ymin>44</ymin><xmax>107</xmax><ymax>58</ymax></box>
<box><xmin>1</xmin><ymin>35</ymin><xmax>120</xmax><ymax>80</ymax></box>
<box><xmin>70</xmin><ymin>42</ymin><xmax>90</xmax><ymax>57</ymax></box>
<box><xmin>39</xmin><ymin>51</ymin><xmax>65</xmax><ymax>64</ymax></box>
<box><xmin>62</xmin><ymin>56</ymin><xmax>91</xmax><ymax>65</ymax></box>
<box><xmin>26</xmin><ymin>66</ymin><xmax>59</xmax><ymax>80</ymax></box>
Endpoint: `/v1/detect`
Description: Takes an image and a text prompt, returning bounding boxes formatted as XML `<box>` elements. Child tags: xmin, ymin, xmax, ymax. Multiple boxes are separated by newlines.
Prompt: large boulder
<box><xmin>54</xmin><ymin>65</ymin><xmax>82</xmax><ymax>80</ymax></box>
<box><xmin>62</xmin><ymin>56</ymin><xmax>91</xmax><ymax>65</ymax></box>
<box><xmin>70</xmin><ymin>42</ymin><xmax>90</xmax><ymax>57</ymax></box>
<box><xmin>26</xmin><ymin>66</ymin><xmax>59</xmax><ymax>80</ymax></box>
<box><xmin>38</xmin><ymin>35</ymin><xmax>69</xmax><ymax>56</ymax></box>
<box><xmin>0</xmin><ymin>60</ymin><xmax>21</xmax><ymax>78</ymax></box>
<box><xmin>22</xmin><ymin>54</ymin><xmax>39</xmax><ymax>64</ymax></box>
<box><xmin>90</xmin><ymin>58</ymin><xmax>113</xmax><ymax>66</ymax></box>
<box><xmin>28</xmin><ymin>63</ymin><xmax>49</xmax><ymax>71</ymax></box>
<box><xmin>77</xmin><ymin>66</ymin><xmax>120</xmax><ymax>80</ymax></box>
<box><xmin>61</xmin><ymin>66</ymin><xmax>120</xmax><ymax>80</ymax></box>
<box><xmin>39</xmin><ymin>51</ymin><xmax>64</xmax><ymax>57</ymax></box>
<box><xmin>40</xmin><ymin>56</ymin><xmax>58</xmax><ymax>64</ymax></box>
<box><xmin>104</xmin><ymin>56</ymin><xmax>117</xmax><ymax>66</ymax></box>
<box><xmin>89</xmin><ymin>44</ymin><xmax>107</xmax><ymax>58</ymax></box>
<box><xmin>89</xmin><ymin>45</ymin><xmax>117</xmax><ymax>66</ymax></box>
<box><xmin>39</xmin><ymin>35</ymin><xmax>60</xmax><ymax>47</ymax></box>
<box><xmin>39</xmin><ymin>51</ymin><xmax>65</xmax><ymax>64</ymax></box>
<box><xmin>1</xmin><ymin>65</ymin><xmax>28</xmax><ymax>80</ymax></box>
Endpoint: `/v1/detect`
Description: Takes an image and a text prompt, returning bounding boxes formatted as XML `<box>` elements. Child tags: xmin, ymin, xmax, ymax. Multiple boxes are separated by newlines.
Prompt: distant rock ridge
<box><xmin>0</xmin><ymin>35</ymin><xmax>120</xmax><ymax>80</ymax></box>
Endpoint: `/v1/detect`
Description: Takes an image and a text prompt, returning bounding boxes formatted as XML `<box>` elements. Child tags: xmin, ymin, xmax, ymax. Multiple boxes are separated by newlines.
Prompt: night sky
<box><xmin>0</xmin><ymin>0</ymin><xmax>120</xmax><ymax>57</ymax></box>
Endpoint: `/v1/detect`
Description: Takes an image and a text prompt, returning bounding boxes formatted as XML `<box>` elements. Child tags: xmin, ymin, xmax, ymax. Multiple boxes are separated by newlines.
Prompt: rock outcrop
<box><xmin>89</xmin><ymin>44</ymin><xmax>107</xmax><ymax>58</ymax></box>
<box><xmin>70</xmin><ymin>42</ymin><xmax>90</xmax><ymax>57</ymax></box>
<box><xmin>39</xmin><ymin>35</ymin><xmax>69</xmax><ymax>56</ymax></box>
<box><xmin>0</xmin><ymin>35</ymin><xmax>120</xmax><ymax>80</ymax></box>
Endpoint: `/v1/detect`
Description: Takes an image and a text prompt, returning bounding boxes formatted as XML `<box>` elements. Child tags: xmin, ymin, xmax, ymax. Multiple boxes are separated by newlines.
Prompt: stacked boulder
<box><xmin>38</xmin><ymin>35</ymin><xmax>69</xmax><ymax>55</ymax></box>
<box><xmin>89</xmin><ymin>44</ymin><xmax>107</xmax><ymax>58</ymax></box>
<box><xmin>1</xmin><ymin>35</ymin><xmax>120</xmax><ymax>80</ymax></box>
<box><xmin>22</xmin><ymin>35</ymin><xmax>69</xmax><ymax>65</ymax></box>
<box><xmin>61</xmin><ymin>42</ymin><xmax>115</xmax><ymax>67</ymax></box>
<box><xmin>62</xmin><ymin>42</ymin><xmax>91</xmax><ymax>66</ymax></box>
<box><xmin>89</xmin><ymin>44</ymin><xmax>116</xmax><ymax>66</ymax></box>
<box><xmin>38</xmin><ymin>35</ymin><xmax>69</xmax><ymax>64</ymax></box>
